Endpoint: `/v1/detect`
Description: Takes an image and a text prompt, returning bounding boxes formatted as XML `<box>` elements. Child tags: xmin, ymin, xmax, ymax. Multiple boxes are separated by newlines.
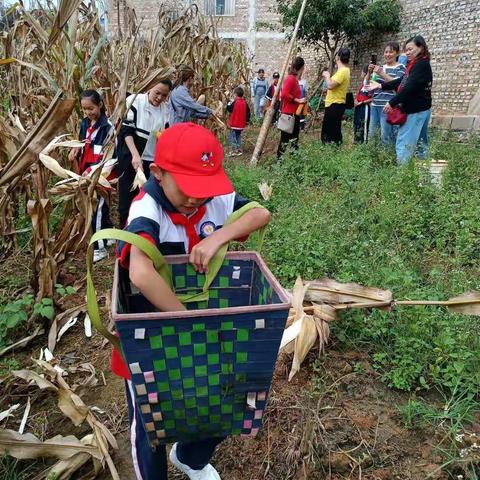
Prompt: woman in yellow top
<box><xmin>321</xmin><ymin>47</ymin><xmax>351</xmax><ymax>144</ymax></box>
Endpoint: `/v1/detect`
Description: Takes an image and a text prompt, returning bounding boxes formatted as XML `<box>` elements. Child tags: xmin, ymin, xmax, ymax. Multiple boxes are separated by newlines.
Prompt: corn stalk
<box><xmin>0</xmin><ymin>2</ymin><xmax>249</xmax><ymax>303</ymax></box>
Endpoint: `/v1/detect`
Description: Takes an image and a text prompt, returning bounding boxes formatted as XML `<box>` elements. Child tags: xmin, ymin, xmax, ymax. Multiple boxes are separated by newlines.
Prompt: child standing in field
<box><xmin>69</xmin><ymin>89</ymin><xmax>114</xmax><ymax>262</ymax></box>
<box><xmin>114</xmin><ymin>123</ymin><xmax>270</xmax><ymax>480</ymax></box>
<box><xmin>226</xmin><ymin>87</ymin><xmax>250</xmax><ymax>157</ymax></box>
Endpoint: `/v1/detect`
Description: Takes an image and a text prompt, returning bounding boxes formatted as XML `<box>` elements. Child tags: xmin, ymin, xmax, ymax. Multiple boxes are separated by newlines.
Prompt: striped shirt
<box><xmin>119</xmin><ymin>93</ymin><xmax>168</xmax><ymax>160</ymax></box>
<box><xmin>372</xmin><ymin>64</ymin><xmax>406</xmax><ymax>107</ymax></box>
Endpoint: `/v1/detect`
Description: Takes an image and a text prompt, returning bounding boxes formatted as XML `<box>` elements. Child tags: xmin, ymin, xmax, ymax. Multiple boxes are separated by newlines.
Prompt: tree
<box><xmin>277</xmin><ymin>0</ymin><xmax>402</xmax><ymax>72</ymax></box>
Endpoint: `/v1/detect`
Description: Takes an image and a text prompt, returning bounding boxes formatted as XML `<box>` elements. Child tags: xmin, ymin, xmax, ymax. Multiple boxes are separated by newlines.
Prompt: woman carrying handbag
<box><xmin>276</xmin><ymin>57</ymin><xmax>307</xmax><ymax>159</ymax></box>
<box><xmin>368</xmin><ymin>35</ymin><xmax>432</xmax><ymax>166</ymax></box>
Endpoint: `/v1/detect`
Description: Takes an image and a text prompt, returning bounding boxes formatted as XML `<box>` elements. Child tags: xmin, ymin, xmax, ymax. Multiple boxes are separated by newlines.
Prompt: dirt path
<box><xmin>45</xmin><ymin>317</ymin><xmax>449</xmax><ymax>480</ymax></box>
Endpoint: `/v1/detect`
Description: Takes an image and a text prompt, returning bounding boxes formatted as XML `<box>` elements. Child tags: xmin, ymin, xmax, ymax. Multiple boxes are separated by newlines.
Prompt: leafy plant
<box><xmin>0</xmin><ymin>358</ymin><xmax>20</xmax><ymax>377</ymax></box>
<box><xmin>0</xmin><ymin>295</ymin><xmax>33</xmax><ymax>348</ymax></box>
<box><xmin>0</xmin><ymin>295</ymin><xmax>55</xmax><ymax>348</ymax></box>
<box><xmin>54</xmin><ymin>283</ymin><xmax>76</xmax><ymax>297</ymax></box>
<box><xmin>277</xmin><ymin>0</ymin><xmax>401</xmax><ymax>70</ymax></box>
<box><xmin>33</xmin><ymin>298</ymin><xmax>55</xmax><ymax>321</ymax></box>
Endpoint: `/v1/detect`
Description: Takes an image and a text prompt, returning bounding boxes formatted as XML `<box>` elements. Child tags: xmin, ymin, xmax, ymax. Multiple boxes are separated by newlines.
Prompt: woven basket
<box><xmin>112</xmin><ymin>251</ymin><xmax>290</xmax><ymax>447</ymax></box>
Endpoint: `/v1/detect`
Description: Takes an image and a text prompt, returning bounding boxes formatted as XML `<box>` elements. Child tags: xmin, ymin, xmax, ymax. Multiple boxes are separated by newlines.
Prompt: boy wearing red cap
<box><xmin>114</xmin><ymin>123</ymin><xmax>270</xmax><ymax>480</ymax></box>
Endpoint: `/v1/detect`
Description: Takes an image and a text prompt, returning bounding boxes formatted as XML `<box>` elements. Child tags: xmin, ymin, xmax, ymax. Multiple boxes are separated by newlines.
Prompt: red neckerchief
<box><xmin>166</xmin><ymin>206</ymin><xmax>206</xmax><ymax>253</ymax></box>
<box><xmin>79</xmin><ymin>121</ymin><xmax>98</xmax><ymax>173</ymax></box>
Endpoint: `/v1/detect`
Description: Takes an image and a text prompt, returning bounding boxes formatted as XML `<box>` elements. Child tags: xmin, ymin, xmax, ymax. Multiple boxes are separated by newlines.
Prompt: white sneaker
<box><xmin>169</xmin><ymin>443</ymin><xmax>221</xmax><ymax>480</ymax></box>
<box><xmin>93</xmin><ymin>248</ymin><xmax>108</xmax><ymax>263</ymax></box>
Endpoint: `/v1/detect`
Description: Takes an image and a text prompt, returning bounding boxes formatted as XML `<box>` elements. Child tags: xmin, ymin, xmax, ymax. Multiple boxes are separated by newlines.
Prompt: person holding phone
<box><xmin>367</xmin><ymin>35</ymin><xmax>433</xmax><ymax>165</ymax></box>
<box><xmin>321</xmin><ymin>47</ymin><xmax>351</xmax><ymax>145</ymax></box>
<box><xmin>366</xmin><ymin>42</ymin><xmax>406</xmax><ymax>145</ymax></box>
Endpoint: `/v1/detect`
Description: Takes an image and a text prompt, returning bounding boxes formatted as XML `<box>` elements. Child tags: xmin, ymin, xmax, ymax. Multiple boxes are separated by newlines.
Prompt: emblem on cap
<box><xmin>201</xmin><ymin>152</ymin><xmax>214</xmax><ymax>167</ymax></box>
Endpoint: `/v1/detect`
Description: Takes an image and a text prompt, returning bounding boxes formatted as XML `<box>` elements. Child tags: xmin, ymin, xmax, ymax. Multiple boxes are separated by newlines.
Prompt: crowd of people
<box><xmin>71</xmin><ymin>35</ymin><xmax>433</xmax><ymax>263</ymax></box>
<box><xmin>353</xmin><ymin>35</ymin><xmax>432</xmax><ymax>165</ymax></box>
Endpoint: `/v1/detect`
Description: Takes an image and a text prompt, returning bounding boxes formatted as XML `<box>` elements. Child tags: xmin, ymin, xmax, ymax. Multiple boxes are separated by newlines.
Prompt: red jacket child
<box><xmin>227</xmin><ymin>93</ymin><xmax>251</xmax><ymax>129</ymax></box>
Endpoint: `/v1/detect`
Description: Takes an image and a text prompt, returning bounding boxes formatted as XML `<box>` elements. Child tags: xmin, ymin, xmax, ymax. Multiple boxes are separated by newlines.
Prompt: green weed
<box><xmin>0</xmin><ymin>456</ymin><xmax>36</xmax><ymax>480</ymax></box>
<box><xmin>227</xmin><ymin>134</ymin><xmax>480</xmax><ymax>406</ymax></box>
<box><xmin>0</xmin><ymin>295</ymin><xmax>55</xmax><ymax>349</ymax></box>
<box><xmin>0</xmin><ymin>358</ymin><xmax>20</xmax><ymax>376</ymax></box>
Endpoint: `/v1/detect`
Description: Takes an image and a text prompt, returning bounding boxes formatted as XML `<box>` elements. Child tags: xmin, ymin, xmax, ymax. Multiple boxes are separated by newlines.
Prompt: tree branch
<box><xmin>323</xmin><ymin>30</ymin><xmax>332</xmax><ymax>51</ymax></box>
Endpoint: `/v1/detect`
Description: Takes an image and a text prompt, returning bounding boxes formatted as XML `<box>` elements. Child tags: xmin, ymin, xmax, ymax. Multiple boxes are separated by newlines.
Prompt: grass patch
<box><xmin>227</xmin><ymin>132</ymin><xmax>480</xmax><ymax>402</ymax></box>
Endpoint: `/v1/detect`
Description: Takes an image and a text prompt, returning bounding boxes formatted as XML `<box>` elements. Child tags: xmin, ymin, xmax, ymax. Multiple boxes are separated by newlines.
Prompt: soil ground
<box><xmin>1</xmin><ymin>250</ymin><xmax>458</xmax><ymax>480</ymax></box>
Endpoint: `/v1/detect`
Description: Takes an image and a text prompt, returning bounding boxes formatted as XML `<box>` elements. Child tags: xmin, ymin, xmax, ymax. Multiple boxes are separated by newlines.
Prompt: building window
<box><xmin>205</xmin><ymin>0</ymin><xmax>235</xmax><ymax>16</ymax></box>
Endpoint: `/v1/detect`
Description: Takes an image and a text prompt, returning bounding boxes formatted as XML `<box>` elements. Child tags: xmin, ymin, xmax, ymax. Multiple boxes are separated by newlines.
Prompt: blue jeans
<box><xmin>228</xmin><ymin>129</ymin><xmax>242</xmax><ymax>150</ymax></box>
<box><xmin>396</xmin><ymin>109</ymin><xmax>431</xmax><ymax>166</ymax></box>
<box><xmin>369</xmin><ymin>105</ymin><xmax>397</xmax><ymax>145</ymax></box>
<box><xmin>253</xmin><ymin>94</ymin><xmax>265</xmax><ymax>118</ymax></box>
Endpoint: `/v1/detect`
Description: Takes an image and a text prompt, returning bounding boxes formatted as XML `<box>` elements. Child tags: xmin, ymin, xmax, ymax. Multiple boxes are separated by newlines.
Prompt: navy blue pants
<box><xmin>91</xmin><ymin>194</ymin><xmax>113</xmax><ymax>250</ymax></box>
<box><xmin>126</xmin><ymin>381</ymin><xmax>224</xmax><ymax>479</ymax></box>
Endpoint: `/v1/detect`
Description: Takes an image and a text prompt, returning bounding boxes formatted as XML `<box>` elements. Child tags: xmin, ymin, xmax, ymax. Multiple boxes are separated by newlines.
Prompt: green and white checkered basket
<box><xmin>86</xmin><ymin>204</ymin><xmax>291</xmax><ymax>447</ymax></box>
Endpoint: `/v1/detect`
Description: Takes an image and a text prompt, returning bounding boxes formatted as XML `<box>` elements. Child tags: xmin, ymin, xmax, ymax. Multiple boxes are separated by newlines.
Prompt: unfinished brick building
<box><xmin>106</xmin><ymin>0</ymin><xmax>480</xmax><ymax>126</ymax></box>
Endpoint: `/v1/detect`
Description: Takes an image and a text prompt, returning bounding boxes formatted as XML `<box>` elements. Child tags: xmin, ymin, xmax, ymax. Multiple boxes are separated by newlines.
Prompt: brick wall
<box><xmin>354</xmin><ymin>0</ymin><xmax>480</xmax><ymax>114</ymax></box>
<box><xmin>106</xmin><ymin>0</ymin><xmax>480</xmax><ymax>114</ymax></box>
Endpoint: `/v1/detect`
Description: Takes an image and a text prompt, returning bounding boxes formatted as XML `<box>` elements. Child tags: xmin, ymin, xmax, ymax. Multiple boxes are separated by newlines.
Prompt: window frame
<box><xmin>205</xmin><ymin>0</ymin><xmax>235</xmax><ymax>17</ymax></box>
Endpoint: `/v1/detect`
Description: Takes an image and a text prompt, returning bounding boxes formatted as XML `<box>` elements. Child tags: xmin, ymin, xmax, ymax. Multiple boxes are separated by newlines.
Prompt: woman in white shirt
<box><xmin>117</xmin><ymin>79</ymin><xmax>172</xmax><ymax>227</ymax></box>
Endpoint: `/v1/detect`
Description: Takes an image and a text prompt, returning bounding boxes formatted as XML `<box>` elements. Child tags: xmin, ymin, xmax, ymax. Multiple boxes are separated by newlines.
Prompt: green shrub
<box><xmin>227</xmin><ymin>136</ymin><xmax>480</xmax><ymax>398</ymax></box>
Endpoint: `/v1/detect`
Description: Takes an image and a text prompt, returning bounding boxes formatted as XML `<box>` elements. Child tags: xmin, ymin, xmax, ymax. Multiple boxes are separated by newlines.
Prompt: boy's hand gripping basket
<box><xmin>87</xmin><ymin>204</ymin><xmax>291</xmax><ymax>447</ymax></box>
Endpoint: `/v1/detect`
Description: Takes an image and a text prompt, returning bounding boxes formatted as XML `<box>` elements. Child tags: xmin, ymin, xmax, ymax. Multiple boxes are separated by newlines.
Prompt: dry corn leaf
<box><xmin>58</xmin><ymin>388</ymin><xmax>90</xmax><ymax>427</ymax></box>
<box><xmin>440</xmin><ymin>291</ymin><xmax>480</xmax><ymax>316</ymax></box>
<box><xmin>0</xmin><ymin>404</ymin><xmax>20</xmax><ymax>422</ymax></box>
<box><xmin>49</xmin><ymin>0</ymin><xmax>85</xmax><ymax>46</ymax></box>
<box><xmin>280</xmin><ymin>318</ymin><xmax>304</xmax><ymax>350</ymax></box>
<box><xmin>0</xmin><ymin>429</ymin><xmax>102</xmax><ymax>461</ymax></box>
<box><xmin>44</xmin><ymin>441</ymin><xmax>96</xmax><ymax>480</ymax></box>
<box><xmin>258</xmin><ymin>182</ymin><xmax>273</xmax><ymax>201</ymax></box>
<box><xmin>284</xmin><ymin>277</ymin><xmax>308</xmax><ymax>354</ymax></box>
<box><xmin>131</xmin><ymin>168</ymin><xmax>147</xmax><ymax>191</ymax></box>
<box><xmin>12</xmin><ymin>369</ymin><xmax>58</xmax><ymax>391</ymax></box>
<box><xmin>314</xmin><ymin>316</ymin><xmax>330</xmax><ymax>355</ymax></box>
<box><xmin>312</xmin><ymin>303</ymin><xmax>338</xmax><ymax>322</ymax></box>
<box><xmin>48</xmin><ymin>303</ymin><xmax>87</xmax><ymax>353</ymax></box>
<box><xmin>289</xmin><ymin>315</ymin><xmax>317</xmax><ymax>381</ymax></box>
<box><xmin>305</xmin><ymin>278</ymin><xmax>392</xmax><ymax>305</ymax></box>
<box><xmin>0</xmin><ymin>92</ymin><xmax>75</xmax><ymax>187</ymax></box>
<box><xmin>291</xmin><ymin>276</ymin><xmax>308</xmax><ymax>323</ymax></box>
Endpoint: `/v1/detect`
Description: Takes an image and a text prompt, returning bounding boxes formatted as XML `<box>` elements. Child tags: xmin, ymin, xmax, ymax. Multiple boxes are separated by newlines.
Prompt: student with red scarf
<box><xmin>368</xmin><ymin>35</ymin><xmax>432</xmax><ymax>165</ymax></box>
<box><xmin>69</xmin><ymin>90</ymin><xmax>114</xmax><ymax>262</ymax></box>
<box><xmin>276</xmin><ymin>57</ymin><xmax>307</xmax><ymax>159</ymax></box>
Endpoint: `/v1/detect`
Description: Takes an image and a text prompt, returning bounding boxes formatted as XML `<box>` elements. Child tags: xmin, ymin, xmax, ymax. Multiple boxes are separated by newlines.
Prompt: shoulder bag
<box><xmin>277</xmin><ymin>113</ymin><xmax>295</xmax><ymax>134</ymax></box>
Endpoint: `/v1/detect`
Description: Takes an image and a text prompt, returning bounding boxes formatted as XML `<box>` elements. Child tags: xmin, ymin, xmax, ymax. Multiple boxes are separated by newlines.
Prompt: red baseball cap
<box><xmin>154</xmin><ymin>123</ymin><xmax>233</xmax><ymax>198</ymax></box>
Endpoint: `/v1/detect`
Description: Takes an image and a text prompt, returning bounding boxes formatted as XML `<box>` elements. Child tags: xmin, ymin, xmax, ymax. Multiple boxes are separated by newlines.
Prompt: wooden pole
<box><xmin>249</xmin><ymin>0</ymin><xmax>308</xmax><ymax>166</ymax></box>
